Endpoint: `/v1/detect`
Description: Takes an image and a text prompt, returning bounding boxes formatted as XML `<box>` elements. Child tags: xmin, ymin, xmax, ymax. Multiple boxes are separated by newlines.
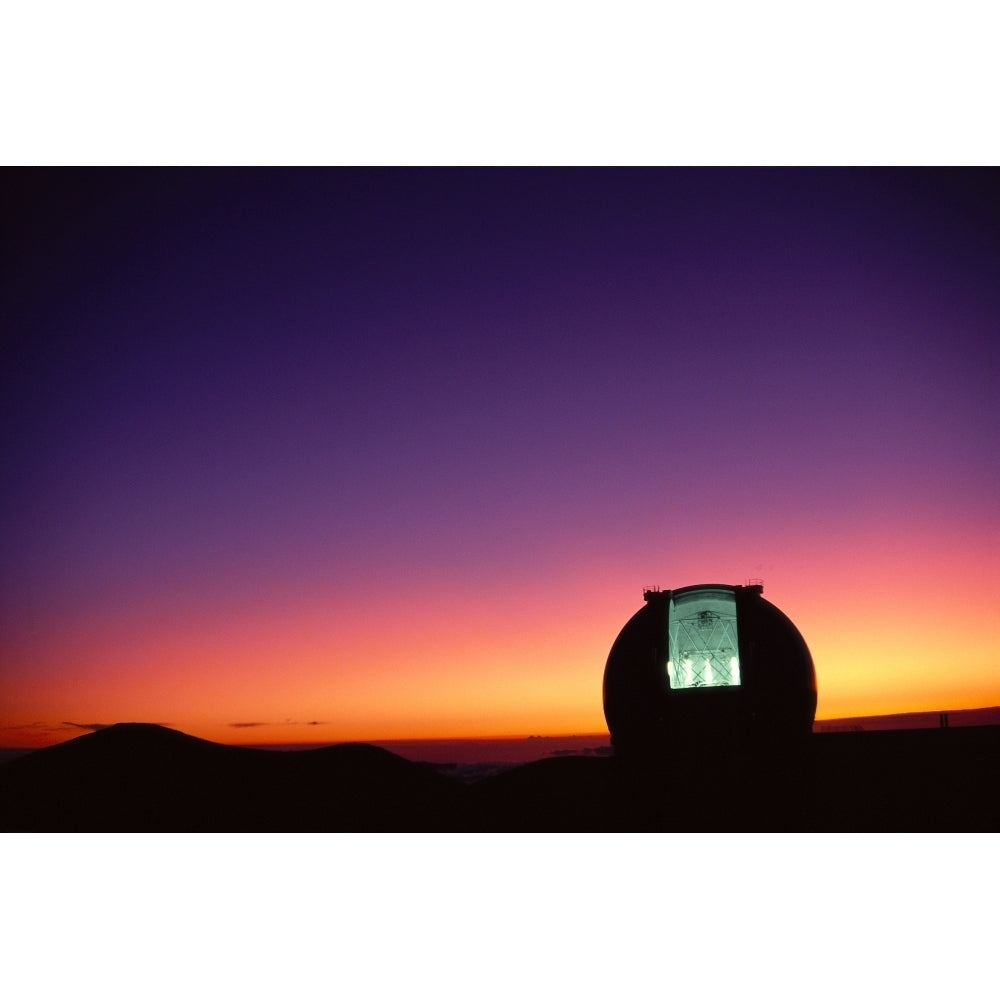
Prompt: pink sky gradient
<box><xmin>2</xmin><ymin>168</ymin><xmax>997</xmax><ymax>748</ymax></box>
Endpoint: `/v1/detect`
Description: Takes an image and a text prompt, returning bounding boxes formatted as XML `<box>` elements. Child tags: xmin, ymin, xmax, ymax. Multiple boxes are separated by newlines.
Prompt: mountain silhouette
<box><xmin>0</xmin><ymin>723</ymin><xmax>462</xmax><ymax>831</ymax></box>
<box><xmin>2</xmin><ymin>722</ymin><xmax>998</xmax><ymax>831</ymax></box>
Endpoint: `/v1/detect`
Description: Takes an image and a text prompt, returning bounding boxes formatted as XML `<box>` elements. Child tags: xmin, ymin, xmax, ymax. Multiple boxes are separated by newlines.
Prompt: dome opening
<box><xmin>667</xmin><ymin>586</ymin><xmax>741</xmax><ymax>690</ymax></box>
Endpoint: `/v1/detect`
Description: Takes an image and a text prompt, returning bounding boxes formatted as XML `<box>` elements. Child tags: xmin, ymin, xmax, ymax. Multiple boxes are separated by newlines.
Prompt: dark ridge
<box><xmin>2</xmin><ymin>724</ymin><xmax>998</xmax><ymax>831</ymax></box>
<box><xmin>0</xmin><ymin>724</ymin><xmax>462</xmax><ymax>832</ymax></box>
<box><xmin>459</xmin><ymin>756</ymin><xmax>615</xmax><ymax>831</ymax></box>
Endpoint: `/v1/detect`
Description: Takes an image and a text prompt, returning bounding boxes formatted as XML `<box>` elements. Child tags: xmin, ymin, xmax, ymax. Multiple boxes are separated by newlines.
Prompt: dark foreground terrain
<box><xmin>2</xmin><ymin>723</ymin><xmax>997</xmax><ymax>831</ymax></box>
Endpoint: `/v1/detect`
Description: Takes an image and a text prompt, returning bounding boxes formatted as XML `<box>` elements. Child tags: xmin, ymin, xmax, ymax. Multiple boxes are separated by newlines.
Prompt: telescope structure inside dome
<box><xmin>603</xmin><ymin>582</ymin><xmax>816</xmax><ymax>757</ymax></box>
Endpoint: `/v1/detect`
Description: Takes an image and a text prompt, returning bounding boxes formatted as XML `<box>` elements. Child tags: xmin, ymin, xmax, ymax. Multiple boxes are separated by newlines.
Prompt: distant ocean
<box><xmin>371</xmin><ymin>734</ymin><xmax>613</xmax><ymax>765</ymax></box>
<box><xmin>382</xmin><ymin>708</ymin><xmax>1000</xmax><ymax>765</ymax></box>
<box><xmin>243</xmin><ymin>733</ymin><xmax>616</xmax><ymax>783</ymax></box>
<box><xmin>2</xmin><ymin>708</ymin><xmax>997</xmax><ymax>768</ymax></box>
<box><xmin>374</xmin><ymin>708</ymin><xmax>1000</xmax><ymax>762</ymax></box>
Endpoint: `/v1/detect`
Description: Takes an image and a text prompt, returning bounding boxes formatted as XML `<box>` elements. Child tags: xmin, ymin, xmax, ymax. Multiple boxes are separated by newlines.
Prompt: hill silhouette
<box><xmin>1</xmin><ymin>722</ymin><xmax>998</xmax><ymax>831</ymax></box>
<box><xmin>0</xmin><ymin>724</ymin><xmax>462</xmax><ymax>831</ymax></box>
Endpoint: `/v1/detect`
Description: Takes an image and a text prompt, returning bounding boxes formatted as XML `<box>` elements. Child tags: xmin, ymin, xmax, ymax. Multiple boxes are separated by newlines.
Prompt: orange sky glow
<box><xmin>3</xmin><ymin>523</ymin><xmax>998</xmax><ymax>749</ymax></box>
<box><xmin>2</xmin><ymin>168</ymin><xmax>997</xmax><ymax>749</ymax></box>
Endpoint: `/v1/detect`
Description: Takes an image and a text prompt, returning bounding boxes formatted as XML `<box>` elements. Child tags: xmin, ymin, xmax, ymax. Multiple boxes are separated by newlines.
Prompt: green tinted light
<box><xmin>666</xmin><ymin>587</ymin><xmax>741</xmax><ymax>689</ymax></box>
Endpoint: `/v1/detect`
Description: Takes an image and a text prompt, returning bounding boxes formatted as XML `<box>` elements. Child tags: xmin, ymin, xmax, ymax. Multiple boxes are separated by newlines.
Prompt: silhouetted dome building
<box><xmin>603</xmin><ymin>583</ymin><xmax>816</xmax><ymax>757</ymax></box>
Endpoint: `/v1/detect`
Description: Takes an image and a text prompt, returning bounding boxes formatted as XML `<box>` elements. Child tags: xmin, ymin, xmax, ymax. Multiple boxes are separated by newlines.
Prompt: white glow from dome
<box><xmin>667</xmin><ymin>588</ymin><xmax>742</xmax><ymax>689</ymax></box>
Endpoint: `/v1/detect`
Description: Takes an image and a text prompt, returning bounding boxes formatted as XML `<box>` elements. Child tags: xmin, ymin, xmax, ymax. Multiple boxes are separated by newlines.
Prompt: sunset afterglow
<box><xmin>2</xmin><ymin>168</ymin><xmax>998</xmax><ymax>749</ymax></box>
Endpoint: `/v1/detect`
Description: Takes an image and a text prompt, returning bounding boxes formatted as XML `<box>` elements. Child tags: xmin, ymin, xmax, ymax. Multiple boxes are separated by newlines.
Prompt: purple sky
<box><xmin>2</xmin><ymin>168</ymin><xmax>998</xmax><ymax>744</ymax></box>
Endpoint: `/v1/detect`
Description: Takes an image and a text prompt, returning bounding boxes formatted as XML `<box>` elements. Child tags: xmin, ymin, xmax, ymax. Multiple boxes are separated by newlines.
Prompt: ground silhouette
<box><xmin>1</xmin><ymin>722</ymin><xmax>997</xmax><ymax>831</ymax></box>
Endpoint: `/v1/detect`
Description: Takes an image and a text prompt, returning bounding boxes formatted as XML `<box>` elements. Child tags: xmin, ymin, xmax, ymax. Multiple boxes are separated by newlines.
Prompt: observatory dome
<box><xmin>603</xmin><ymin>583</ymin><xmax>816</xmax><ymax>756</ymax></box>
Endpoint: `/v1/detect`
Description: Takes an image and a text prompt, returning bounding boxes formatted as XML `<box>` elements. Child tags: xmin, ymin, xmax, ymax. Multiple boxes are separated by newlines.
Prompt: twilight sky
<box><xmin>2</xmin><ymin>167</ymin><xmax>998</xmax><ymax>748</ymax></box>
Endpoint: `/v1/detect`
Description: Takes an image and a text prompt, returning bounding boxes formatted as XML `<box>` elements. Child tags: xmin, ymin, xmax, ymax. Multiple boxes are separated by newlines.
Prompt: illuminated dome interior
<box><xmin>666</xmin><ymin>586</ymin><xmax>741</xmax><ymax>690</ymax></box>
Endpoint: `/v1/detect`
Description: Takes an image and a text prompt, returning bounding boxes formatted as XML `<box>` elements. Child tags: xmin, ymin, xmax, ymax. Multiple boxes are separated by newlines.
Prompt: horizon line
<box><xmin>4</xmin><ymin>705</ymin><xmax>1000</xmax><ymax>752</ymax></box>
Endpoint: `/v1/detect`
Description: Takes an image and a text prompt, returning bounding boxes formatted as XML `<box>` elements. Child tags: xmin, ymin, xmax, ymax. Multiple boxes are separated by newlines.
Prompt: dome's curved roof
<box><xmin>603</xmin><ymin>583</ymin><xmax>816</xmax><ymax>754</ymax></box>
